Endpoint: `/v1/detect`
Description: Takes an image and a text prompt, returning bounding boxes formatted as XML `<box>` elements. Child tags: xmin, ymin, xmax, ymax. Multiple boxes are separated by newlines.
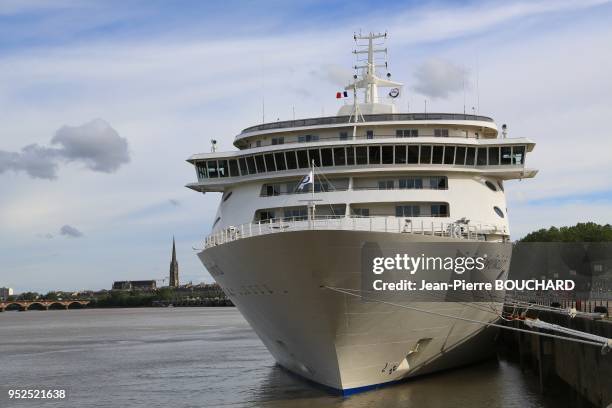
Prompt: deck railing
<box><xmin>203</xmin><ymin>216</ymin><xmax>504</xmax><ymax>249</ymax></box>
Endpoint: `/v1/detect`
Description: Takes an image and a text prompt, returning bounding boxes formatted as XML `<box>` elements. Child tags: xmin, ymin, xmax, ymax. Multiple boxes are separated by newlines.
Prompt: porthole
<box><xmin>485</xmin><ymin>180</ymin><xmax>497</xmax><ymax>191</ymax></box>
<box><xmin>493</xmin><ymin>206</ymin><xmax>504</xmax><ymax>218</ymax></box>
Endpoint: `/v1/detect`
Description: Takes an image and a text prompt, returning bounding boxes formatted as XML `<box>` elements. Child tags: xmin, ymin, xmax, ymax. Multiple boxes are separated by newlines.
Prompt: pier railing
<box><xmin>203</xmin><ymin>216</ymin><xmax>504</xmax><ymax>249</ymax></box>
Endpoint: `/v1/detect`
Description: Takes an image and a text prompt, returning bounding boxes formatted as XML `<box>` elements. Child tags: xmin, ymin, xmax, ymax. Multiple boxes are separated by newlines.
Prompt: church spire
<box><xmin>169</xmin><ymin>236</ymin><xmax>179</xmax><ymax>287</ymax></box>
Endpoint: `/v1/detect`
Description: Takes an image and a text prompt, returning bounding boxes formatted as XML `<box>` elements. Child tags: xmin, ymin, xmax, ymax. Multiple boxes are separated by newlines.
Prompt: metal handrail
<box><xmin>239</xmin><ymin>113</ymin><xmax>495</xmax><ymax>135</ymax></box>
<box><xmin>202</xmin><ymin>216</ymin><xmax>504</xmax><ymax>249</ymax></box>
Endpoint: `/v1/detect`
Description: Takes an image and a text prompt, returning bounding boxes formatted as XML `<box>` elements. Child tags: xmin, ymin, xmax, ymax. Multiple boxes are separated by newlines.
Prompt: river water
<box><xmin>0</xmin><ymin>307</ymin><xmax>573</xmax><ymax>408</ymax></box>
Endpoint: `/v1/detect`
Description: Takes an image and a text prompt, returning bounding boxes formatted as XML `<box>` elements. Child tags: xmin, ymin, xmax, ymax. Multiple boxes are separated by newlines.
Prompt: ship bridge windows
<box><xmin>229</xmin><ymin>159</ymin><xmax>239</xmax><ymax>177</ymax></box>
<box><xmin>254</xmin><ymin>155</ymin><xmax>266</xmax><ymax>173</ymax></box>
<box><xmin>432</xmin><ymin>146</ymin><xmax>444</xmax><ymax>164</ymax></box>
<box><xmin>194</xmin><ymin>144</ymin><xmax>528</xmax><ymax>179</ymax></box>
<box><xmin>395</xmin><ymin>145</ymin><xmax>407</xmax><ymax>164</ymax></box>
<box><xmin>246</xmin><ymin>156</ymin><xmax>256</xmax><ymax>174</ymax></box>
<box><xmin>321</xmin><ymin>148</ymin><xmax>333</xmax><ymax>166</ymax></box>
<box><xmin>369</xmin><ymin>146</ymin><xmax>381</xmax><ymax>164</ymax></box>
<box><xmin>285</xmin><ymin>151</ymin><xmax>297</xmax><ymax>169</ymax></box>
<box><xmin>333</xmin><ymin>147</ymin><xmax>346</xmax><ymax>166</ymax></box>
<box><xmin>264</xmin><ymin>154</ymin><xmax>276</xmax><ymax>172</ymax></box>
<box><xmin>296</xmin><ymin>150</ymin><xmax>309</xmax><ymax>168</ymax></box>
<box><xmin>274</xmin><ymin>152</ymin><xmax>286</xmax><ymax>171</ymax></box>
<box><xmin>382</xmin><ymin>145</ymin><xmax>394</xmax><ymax>164</ymax></box>
<box><xmin>354</xmin><ymin>146</ymin><xmax>367</xmax><ymax>165</ymax></box>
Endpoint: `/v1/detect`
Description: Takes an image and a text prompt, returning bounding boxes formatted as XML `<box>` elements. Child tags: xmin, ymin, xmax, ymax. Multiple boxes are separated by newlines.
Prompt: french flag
<box><xmin>336</xmin><ymin>91</ymin><xmax>349</xmax><ymax>99</ymax></box>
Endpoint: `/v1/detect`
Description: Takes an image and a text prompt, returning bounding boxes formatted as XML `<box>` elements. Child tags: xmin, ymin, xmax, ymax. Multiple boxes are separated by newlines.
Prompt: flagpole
<box><xmin>311</xmin><ymin>159</ymin><xmax>316</xmax><ymax>224</ymax></box>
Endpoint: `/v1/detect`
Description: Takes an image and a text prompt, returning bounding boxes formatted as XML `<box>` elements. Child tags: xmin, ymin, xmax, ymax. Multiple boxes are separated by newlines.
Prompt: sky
<box><xmin>1</xmin><ymin>0</ymin><xmax>611</xmax><ymax>293</ymax></box>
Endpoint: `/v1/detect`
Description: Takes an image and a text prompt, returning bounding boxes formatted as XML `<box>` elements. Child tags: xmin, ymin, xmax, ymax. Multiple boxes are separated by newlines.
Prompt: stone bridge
<box><xmin>0</xmin><ymin>300</ymin><xmax>90</xmax><ymax>312</ymax></box>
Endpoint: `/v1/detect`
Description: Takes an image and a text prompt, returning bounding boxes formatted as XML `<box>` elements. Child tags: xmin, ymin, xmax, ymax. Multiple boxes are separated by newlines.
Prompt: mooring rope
<box><xmin>324</xmin><ymin>285</ymin><xmax>611</xmax><ymax>352</ymax></box>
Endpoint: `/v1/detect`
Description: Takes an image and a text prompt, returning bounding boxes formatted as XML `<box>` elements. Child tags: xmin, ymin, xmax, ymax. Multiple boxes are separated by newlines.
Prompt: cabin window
<box><xmin>274</xmin><ymin>152</ymin><xmax>286</xmax><ymax>171</ymax></box>
<box><xmin>258</xmin><ymin>210</ymin><xmax>275</xmax><ymax>221</ymax></box>
<box><xmin>333</xmin><ymin>147</ymin><xmax>346</xmax><ymax>166</ymax></box>
<box><xmin>314</xmin><ymin>181</ymin><xmax>330</xmax><ymax>192</ymax></box>
<box><xmin>196</xmin><ymin>163</ymin><xmax>207</xmax><ymax>179</ymax></box>
<box><xmin>434</xmin><ymin>129</ymin><xmax>449</xmax><ymax>137</ymax></box>
<box><xmin>455</xmin><ymin>146</ymin><xmax>466</xmax><ymax>165</ymax></box>
<box><xmin>320</xmin><ymin>148</ymin><xmax>333</xmax><ymax>166</ymax></box>
<box><xmin>254</xmin><ymin>155</ymin><xmax>266</xmax><ymax>173</ymax></box>
<box><xmin>352</xmin><ymin>208</ymin><xmax>370</xmax><ymax>217</ymax></box>
<box><xmin>378</xmin><ymin>180</ymin><xmax>394</xmax><ymax>190</ymax></box>
<box><xmin>488</xmin><ymin>147</ymin><xmax>500</xmax><ymax>165</ymax></box>
<box><xmin>476</xmin><ymin>148</ymin><xmax>487</xmax><ymax>166</ymax></box>
<box><xmin>346</xmin><ymin>147</ymin><xmax>355</xmax><ymax>165</ymax></box>
<box><xmin>246</xmin><ymin>156</ymin><xmax>256</xmax><ymax>174</ymax></box>
<box><xmin>501</xmin><ymin>146</ymin><xmax>512</xmax><ymax>165</ymax></box>
<box><xmin>485</xmin><ymin>180</ymin><xmax>497</xmax><ymax>191</ymax></box>
<box><xmin>284</xmin><ymin>207</ymin><xmax>308</xmax><ymax>220</ymax></box>
<box><xmin>395</xmin><ymin>145</ymin><xmax>407</xmax><ymax>164</ymax></box>
<box><xmin>494</xmin><ymin>206</ymin><xmax>505</xmax><ymax>218</ymax></box>
<box><xmin>513</xmin><ymin>146</ymin><xmax>525</xmax><ymax>165</ymax></box>
<box><xmin>207</xmin><ymin>160</ymin><xmax>218</xmax><ymax>178</ymax></box>
<box><xmin>432</xmin><ymin>146</ymin><xmax>444</xmax><ymax>164</ymax></box>
<box><xmin>298</xmin><ymin>135</ymin><xmax>319</xmax><ymax>143</ymax></box>
<box><xmin>420</xmin><ymin>145</ymin><xmax>432</xmax><ymax>164</ymax></box>
<box><xmin>382</xmin><ymin>146</ymin><xmax>394</xmax><ymax>164</ymax></box>
<box><xmin>356</xmin><ymin>146</ymin><xmax>368</xmax><ymax>165</ymax></box>
<box><xmin>265</xmin><ymin>185</ymin><xmax>280</xmax><ymax>196</ymax></box>
<box><xmin>369</xmin><ymin>146</ymin><xmax>381</xmax><ymax>164</ymax></box>
<box><xmin>229</xmin><ymin>159</ymin><xmax>239</xmax><ymax>177</ymax></box>
<box><xmin>465</xmin><ymin>147</ymin><xmax>476</xmax><ymax>165</ymax></box>
<box><xmin>396</xmin><ymin>205</ymin><xmax>421</xmax><ymax>217</ymax></box>
<box><xmin>399</xmin><ymin>178</ymin><xmax>423</xmax><ymax>189</ymax></box>
<box><xmin>285</xmin><ymin>151</ymin><xmax>297</xmax><ymax>169</ymax></box>
<box><xmin>297</xmin><ymin>150</ymin><xmax>309</xmax><ymax>168</ymax></box>
<box><xmin>239</xmin><ymin>157</ymin><xmax>248</xmax><ymax>175</ymax></box>
<box><xmin>256</xmin><ymin>140</ymin><xmax>261</xmax><ymax>147</ymax></box>
<box><xmin>408</xmin><ymin>145</ymin><xmax>419</xmax><ymax>164</ymax></box>
<box><xmin>339</xmin><ymin>131</ymin><xmax>348</xmax><ymax>140</ymax></box>
<box><xmin>271</xmin><ymin>137</ymin><xmax>284</xmax><ymax>145</ymax></box>
<box><xmin>308</xmin><ymin>149</ymin><xmax>321</xmax><ymax>166</ymax></box>
<box><xmin>443</xmin><ymin>146</ymin><xmax>455</xmax><ymax>165</ymax></box>
<box><xmin>396</xmin><ymin>129</ymin><xmax>418</xmax><ymax>137</ymax></box>
<box><xmin>366</xmin><ymin>130</ymin><xmax>374</xmax><ymax>139</ymax></box>
<box><xmin>430</xmin><ymin>176</ymin><xmax>447</xmax><ymax>189</ymax></box>
<box><xmin>431</xmin><ymin>204</ymin><xmax>449</xmax><ymax>217</ymax></box>
<box><xmin>264</xmin><ymin>154</ymin><xmax>276</xmax><ymax>172</ymax></box>
<box><xmin>218</xmin><ymin>160</ymin><xmax>228</xmax><ymax>177</ymax></box>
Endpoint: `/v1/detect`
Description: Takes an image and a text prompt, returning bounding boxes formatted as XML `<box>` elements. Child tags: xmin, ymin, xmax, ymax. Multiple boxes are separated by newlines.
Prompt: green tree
<box><xmin>520</xmin><ymin>222</ymin><xmax>612</xmax><ymax>242</ymax></box>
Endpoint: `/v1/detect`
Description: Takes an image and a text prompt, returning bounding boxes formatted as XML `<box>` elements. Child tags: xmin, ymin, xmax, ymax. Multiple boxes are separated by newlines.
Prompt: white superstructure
<box><xmin>187</xmin><ymin>32</ymin><xmax>537</xmax><ymax>393</ymax></box>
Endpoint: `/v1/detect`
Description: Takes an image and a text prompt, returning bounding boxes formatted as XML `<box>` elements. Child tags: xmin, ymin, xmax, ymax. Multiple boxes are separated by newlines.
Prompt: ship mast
<box><xmin>347</xmin><ymin>31</ymin><xmax>403</xmax><ymax>124</ymax></box>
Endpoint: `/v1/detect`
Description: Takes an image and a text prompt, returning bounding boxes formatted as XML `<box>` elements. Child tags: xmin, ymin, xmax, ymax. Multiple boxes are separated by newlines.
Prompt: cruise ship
<box><xmin>186</xmin><ymin>32</ymin><xmax>537</xmax><ymax>393</ymax></box>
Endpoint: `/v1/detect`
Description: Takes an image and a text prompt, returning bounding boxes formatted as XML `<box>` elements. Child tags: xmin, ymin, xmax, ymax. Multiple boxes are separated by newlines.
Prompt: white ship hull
<box><xmin>199</xmin><ymin>229</ymin><xmax>510</xmax><ymax>393</ymax></box>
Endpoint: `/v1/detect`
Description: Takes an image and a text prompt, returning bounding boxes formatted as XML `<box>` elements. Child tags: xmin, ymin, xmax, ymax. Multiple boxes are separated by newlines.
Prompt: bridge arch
<box><xmin>3</xmin><ymin>302</ymin><xmax>24</xmax><ymax>311</ymax></box>
<box><xmin>67</xmin><ymin>301</ymin><xmax>85</xmax><ymax>309</ymax></box>
<box><xmin>48</xmin><ymin>302</ymin><xmax>67</xmax><ymax>310</ymax></box>
<box><xmin>26</xmin><ymin>302</ymin><xmax>46</xmax><ymax>311</ymax></box>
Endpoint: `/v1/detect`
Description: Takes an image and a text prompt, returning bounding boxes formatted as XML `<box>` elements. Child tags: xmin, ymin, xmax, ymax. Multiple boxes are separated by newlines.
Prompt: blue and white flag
<box><xmin>297</xmin><ymin>170</ymin><xmax>313</xmax><ymax>191</ymax></box>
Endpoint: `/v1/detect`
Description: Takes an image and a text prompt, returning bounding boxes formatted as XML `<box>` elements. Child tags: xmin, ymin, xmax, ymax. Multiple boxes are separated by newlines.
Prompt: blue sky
<box><xmin>1</xmin><ymin>0</ymin><xmax>611</xmax><ymax>293</ymax></box>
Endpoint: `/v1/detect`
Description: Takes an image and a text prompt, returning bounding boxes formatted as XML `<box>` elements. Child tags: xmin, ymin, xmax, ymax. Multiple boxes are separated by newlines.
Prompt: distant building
<box><xmin>0</xmin><ymin>287</ymin><xmax>13</xmax><ymax>300</ymax></box>
<box><xmin>169</xmin><ymin>237</ymin><xmax>179</xmax><ymax>287</ymax></box>
<box><xmin>112</xmin><ymin>280</ymin><xmax>157</xmax><ymax>291</ymax></box>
